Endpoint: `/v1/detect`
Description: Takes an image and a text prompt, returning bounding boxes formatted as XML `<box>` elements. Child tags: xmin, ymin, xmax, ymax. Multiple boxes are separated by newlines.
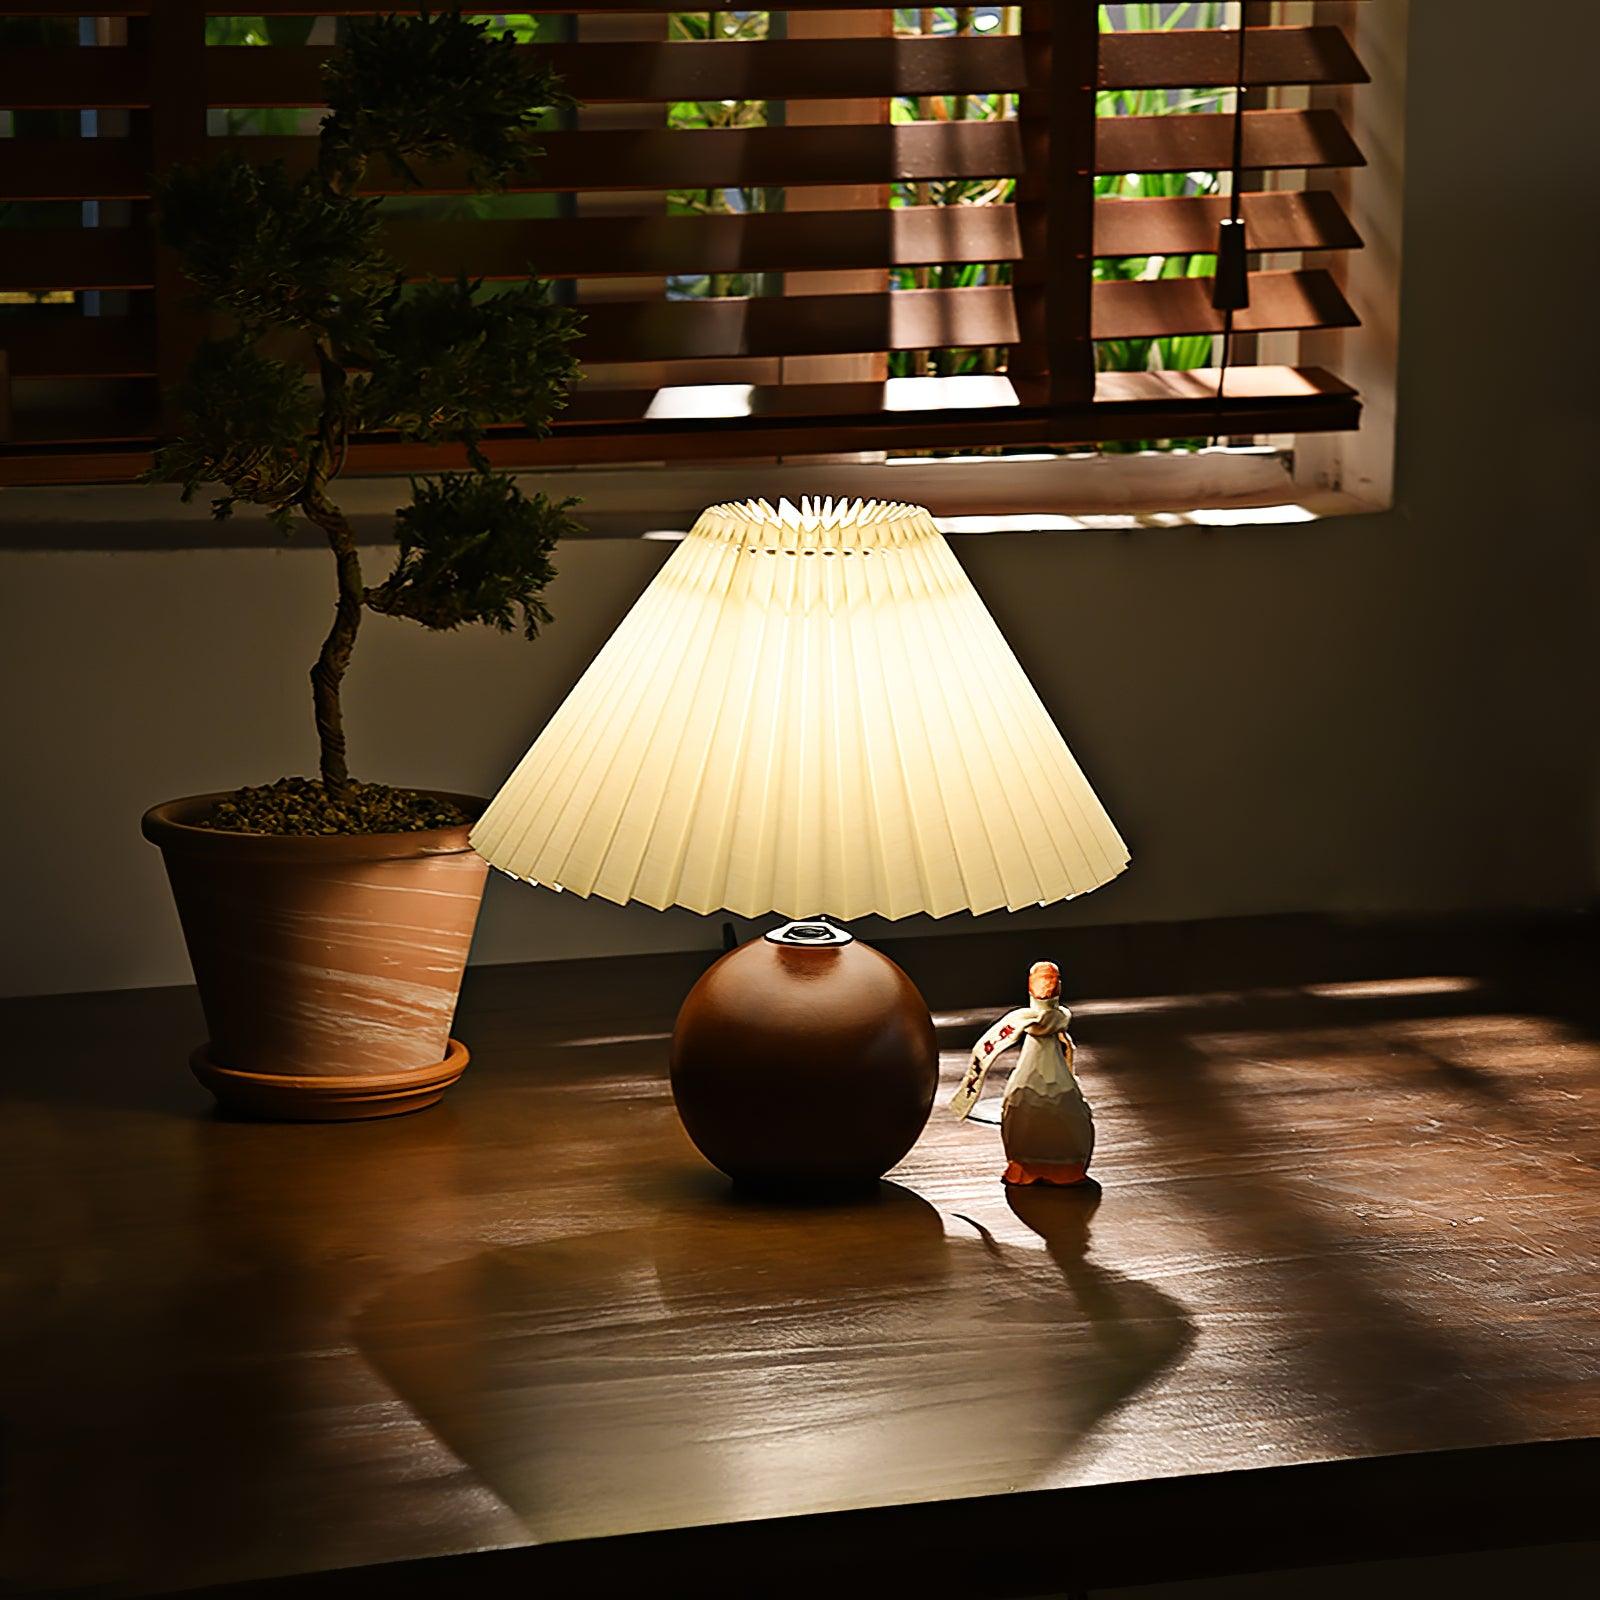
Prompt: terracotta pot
<box><xmin>142</xmin><ymin>791</ymin><xmax>489</xmax><ymax>1121</ymax></box>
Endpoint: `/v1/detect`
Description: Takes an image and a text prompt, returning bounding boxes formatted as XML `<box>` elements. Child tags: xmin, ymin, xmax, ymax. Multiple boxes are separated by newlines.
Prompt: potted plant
<box><xmin>141</xmin><ymin>9</ymin><xmax>581</xmax><ymax>1121</ymax></box>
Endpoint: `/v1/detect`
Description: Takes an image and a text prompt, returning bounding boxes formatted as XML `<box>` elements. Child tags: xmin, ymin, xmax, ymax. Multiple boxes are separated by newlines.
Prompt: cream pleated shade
<box><xmin>471</xmin><ymin>498</ymin><xmax>1128</xmax><ymax>921</ymax></box>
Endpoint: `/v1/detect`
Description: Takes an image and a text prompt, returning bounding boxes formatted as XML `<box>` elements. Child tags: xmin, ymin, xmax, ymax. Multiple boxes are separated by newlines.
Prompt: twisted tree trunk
<box><xmin>302</xmin><ymin>341</ymin><xmax>363</xmax><ymax>794</ymax></box>
<box><xmin>303</xmin><ymin>495</ymin><xmax>364</xmax><ymax>794</ymax></box>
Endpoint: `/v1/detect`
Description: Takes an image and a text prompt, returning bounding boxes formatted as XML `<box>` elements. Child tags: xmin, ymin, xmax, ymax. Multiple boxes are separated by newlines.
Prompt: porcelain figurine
<box><xmin>949</xmin><ymin>961</ymin><xmax>1095</xmax><ymax>1186</ymax></box>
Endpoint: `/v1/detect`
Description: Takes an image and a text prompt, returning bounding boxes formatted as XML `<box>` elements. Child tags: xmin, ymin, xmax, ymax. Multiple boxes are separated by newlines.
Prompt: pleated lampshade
<box><xmin>471</xmin><ymin>497</ymin><xmax>1128</xmax><ymax>921</ymax></box>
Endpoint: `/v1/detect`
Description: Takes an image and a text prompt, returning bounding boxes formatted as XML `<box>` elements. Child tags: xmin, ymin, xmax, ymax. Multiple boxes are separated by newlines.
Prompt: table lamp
<box><xmin>472</xmin><ymin>497</ymin><xmax>1128</xmax><ymax>1192</ymax></box>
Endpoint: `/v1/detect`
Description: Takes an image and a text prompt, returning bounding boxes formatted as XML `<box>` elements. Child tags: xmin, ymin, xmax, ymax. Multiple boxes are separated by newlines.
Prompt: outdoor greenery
<box><xmin>152</xmin><ymin>8</ymin><xmax>582</xmax><ymax>830</ymax></box>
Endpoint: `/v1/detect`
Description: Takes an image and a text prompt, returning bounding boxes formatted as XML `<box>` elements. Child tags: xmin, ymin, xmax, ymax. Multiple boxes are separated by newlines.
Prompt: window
<box><xmin>0</xmin><ymin>3</ymin><xmax>1400</xmax><ymax>522</ymax></box>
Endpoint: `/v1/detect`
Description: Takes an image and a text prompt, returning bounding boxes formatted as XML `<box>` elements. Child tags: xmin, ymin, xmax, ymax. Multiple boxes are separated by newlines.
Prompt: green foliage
<box><xmin>203</xmin><ymin>15</ymin><xmax>315</xmax><ymax>48</ymax></box>
<box><xmin>370</xmin><ymin>474</ymin><xmax>578</xmax><ymax>639</ymax></box>
<box><xmin>155</xmin><ymin>158</ymin><xmax>394</xmax><ymax>336</ymax></box>
<box><xmin>204</xmin><ymin>13</ymin><xmax>318</xmax><ymax>133</ymax></box>
<box><xmin>473</xmin><ymin>14</ymin><xmax>549</xmax><ymax>46</ymax></box>
<box><xmin>321</xmin><ymin>7</ymin><xmax>569</xmax><ymax>190</ymax></box>
<box><xmin>150</xmin><ymin>339</ymin><xmax>318</xmax><ymax>529</ymax></box>
<box><xmin>358</xmin><ymin>276</ymin><xmax>581</xmax><ymax>465</ymax></box>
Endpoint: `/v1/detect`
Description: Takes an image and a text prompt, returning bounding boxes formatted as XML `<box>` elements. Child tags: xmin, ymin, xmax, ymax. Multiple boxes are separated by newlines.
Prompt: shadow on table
<box><xmin>351</xmin><ymin>1172</ymin><xmax>1193</xmax><ymax>1540</ymax></box>
<box><xmin>1088</xmin><ymin>989</ymin><xmax>1599</xmax><ymax>1460</ymax></box>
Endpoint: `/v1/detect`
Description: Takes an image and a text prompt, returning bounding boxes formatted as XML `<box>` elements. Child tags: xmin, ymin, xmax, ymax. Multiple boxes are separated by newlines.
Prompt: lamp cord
<box><xmin>1210</xmin><ymin>10</ymin><xmax>1252</xmax><ymax>447</ymax></box>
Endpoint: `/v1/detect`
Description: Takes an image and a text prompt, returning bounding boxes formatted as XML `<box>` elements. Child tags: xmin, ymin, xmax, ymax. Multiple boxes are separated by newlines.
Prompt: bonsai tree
<box><xmin>149</xmin><ymin>8</ymin><xmax>582</xmax><ymax>834</ymax></box>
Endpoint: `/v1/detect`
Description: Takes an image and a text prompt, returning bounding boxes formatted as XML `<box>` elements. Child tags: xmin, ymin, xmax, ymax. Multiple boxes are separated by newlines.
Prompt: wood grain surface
<box><xmin>1</xmin><ymin>915</ymin><xmax>1597</xmax><ymax>1597</ymax></box>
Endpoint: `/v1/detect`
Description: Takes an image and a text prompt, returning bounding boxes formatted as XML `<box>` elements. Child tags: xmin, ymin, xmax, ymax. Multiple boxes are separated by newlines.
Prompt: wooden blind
<box><xmin>0</xmin><ymin>3</ymin><xmax>1371</xmax><ymax>486</ymax></box>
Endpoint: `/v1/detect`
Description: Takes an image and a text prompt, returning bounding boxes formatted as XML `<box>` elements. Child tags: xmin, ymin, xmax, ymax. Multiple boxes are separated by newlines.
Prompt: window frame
<box><xmin>0</xmin><ymin>0</ymin><xmax>1404</xmax><ymax>531</ymax></box>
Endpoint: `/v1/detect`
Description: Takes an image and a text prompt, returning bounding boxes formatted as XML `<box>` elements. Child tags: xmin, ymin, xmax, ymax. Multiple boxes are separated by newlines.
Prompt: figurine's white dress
<box><xmin>1000</xmin><ymin>1003</ymin><xmax>1095</xmax><ymax>1185</ymax></box>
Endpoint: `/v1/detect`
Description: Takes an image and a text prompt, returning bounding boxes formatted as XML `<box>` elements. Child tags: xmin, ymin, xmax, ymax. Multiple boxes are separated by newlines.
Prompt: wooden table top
<box><xmin>3</xmin><ymin>917</ymin><xmax>1598</xmax><ymax>1598</ymax></box>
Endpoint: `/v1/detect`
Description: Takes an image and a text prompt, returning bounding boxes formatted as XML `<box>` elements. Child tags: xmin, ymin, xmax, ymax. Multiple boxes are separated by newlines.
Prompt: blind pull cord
<box><xmin>1210</xmin><ymin>13</ymin><xmax>1252</xmax><ymax>447</ymax></box>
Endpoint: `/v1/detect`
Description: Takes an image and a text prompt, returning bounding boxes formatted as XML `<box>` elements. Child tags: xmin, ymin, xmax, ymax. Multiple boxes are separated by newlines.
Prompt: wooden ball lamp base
<box><xmin>669</xmin><ymin>920</ymin><xmax>938</xmax><ymax>1194</ymax></box>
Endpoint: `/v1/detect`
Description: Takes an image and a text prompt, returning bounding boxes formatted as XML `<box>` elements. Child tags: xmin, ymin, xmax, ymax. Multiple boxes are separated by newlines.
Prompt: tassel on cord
<box><xmin>1210</xmin><ymin>10</ymin><xmax>1252</xmax><ymax>445</ymax></box>
<box><xmin>1213</xmin><ymin>216</ymin><xmax>1250</xmax><ymax>313</ymax></box>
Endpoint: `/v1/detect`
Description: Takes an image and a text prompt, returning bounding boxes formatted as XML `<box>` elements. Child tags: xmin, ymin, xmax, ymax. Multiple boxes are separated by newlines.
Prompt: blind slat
<box><xmin>0</xmin><ymin>47</ymin><xmax>148</xmax><ymax>108</ymax></box>
<box><xmin>0</xmin><ymin>109</ymin><xmax>1362</xmax><ymax>203</ymax></box>
<box><xmin>0</xmin><ymin>367</ymin><xmax>1359</xmax><ymax>483</ymax></box>
<box><xmin>0</xmin><ymin>27</ymin><xmax>1364</xmax><ymax>113</ymax></box>
<box><xmin>0</xmin><ymin>229</ymin><xmax>151</xmax><ymax>291</ymax></box>
<box><xmin>1097</xmin><ymin>108</ymin><xmax>1364</xmax><ymax>174</ymax></box>
<box><xmin>0</xmin><ymin>317</ymin><xmax>154</xmax><ymax>378</ymax></box>
<box><xmin>0</xmin><ymin>124</ymin><xmax>1015</xmax><ymax>202</ymax></box>
<box><xmin>1092</xmin><ymin>269</ymin><xmax>1358</xmax><ymax>341</ymax></box>
<box><xmin>356</xmin><ymin>363</ymin><xmax>1364</xmax><ymax>464</ymax></box>
<box><xmin>229</xmin><ymin>121</ymin><xmax>1025</xmax><ymax>194</ymax></box>
<box><xmin>0</xmin><ymin>3</ymin><xmax>148</xmax><ymax>13</ymax></box>
<box><xmin>204</xmin><ymin>36</ymin><xmax>1027</xmax><ymax>109</ymax></box>
<box><xmin>224</xmin><ymin>2</ymin><xmax>930</xmax><ymax>11</ymax></box>
<box><xmin>397</xmin><ymin>189</ymin><xmax>1361</xmax><ymax>277</ymax></box>
<box><xmin>5</xmin><ymin>1</ymin><xmax>918</xmax><ymax>12</ymax></box>
<box><xmin>576</xmin><ymin>284</ymin><xmax>1021</xmax><ymax>366</ymax></box>
<box><xmin>389</xmin><ymin>205</ymin><xmax>1023</xmax><ymax>282</ymax></box>
<box><xmin>1095</xmin><ymin>190</ymin><xmax>1362</xmax><ymax>258</ymax></box>
<box><xmin>0</xmin><ymin>140</ymin><xmax>146</xmax><ymax>200</ymax></box>
<box><xmin>559</xmin><ymin>364</ymin><xmax>1356</xmax><ymax>427</ymax></box>
<box><xmin>1101</xmin><ymin>26</ymin><xmax>1368</xmax><ymax>91</ymax></box>
<box><xmin>0</xmin><ymin>2</ymin><xmax>941</xmax><ymax>12</ymax></box>
<box><xmin>1</xmin><ymin>269</ymin><xmax>1358</xmax><ymax>380</ymax></box>
<box><xmin>0</xmin><ymin>189</ymin><xmax>1360</xmax><ymax>295</ymax></box>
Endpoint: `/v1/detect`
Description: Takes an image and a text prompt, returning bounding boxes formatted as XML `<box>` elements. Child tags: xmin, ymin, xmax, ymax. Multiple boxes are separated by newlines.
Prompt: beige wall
<box><xmin>1</xmin><ymin>0</ymin><xmax>1596</xmax><ymax>998</ymax></box>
